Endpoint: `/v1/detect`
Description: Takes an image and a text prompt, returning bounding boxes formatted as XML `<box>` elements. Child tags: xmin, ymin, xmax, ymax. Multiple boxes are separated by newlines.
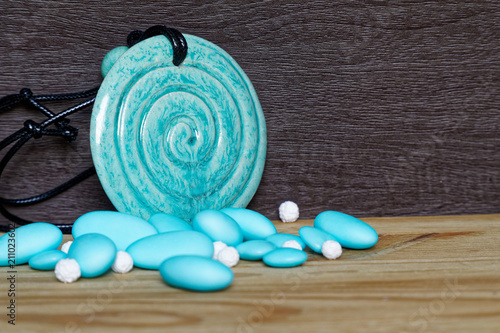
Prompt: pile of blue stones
<box><xmin>0</xmin><ymin>208</ymin><xmax>378</xmax><ymax>291</ymax></box>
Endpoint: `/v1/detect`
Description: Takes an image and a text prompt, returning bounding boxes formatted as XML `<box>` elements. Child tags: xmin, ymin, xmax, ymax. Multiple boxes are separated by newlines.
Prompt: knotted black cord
<box><xmin>0</xmin><ymin>25</ymin><xmax>188</xmax><ymax>234</ymax></box>
<box><xmin>0</xmin><ymin>88</ymin><xmax>99</xmax><ymax>234</ymax></box>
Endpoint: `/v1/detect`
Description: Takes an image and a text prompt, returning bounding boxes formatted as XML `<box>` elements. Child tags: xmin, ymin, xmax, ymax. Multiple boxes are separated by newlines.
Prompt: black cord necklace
<box><xmin>0</xmin><ymin>25</ymin><xmax>187</xmax><ymax>234</ymax></box>
<box><xmin>0</xmin><ymin>87</ymin><xmax>99</xmax><ymax>234</ymax></box>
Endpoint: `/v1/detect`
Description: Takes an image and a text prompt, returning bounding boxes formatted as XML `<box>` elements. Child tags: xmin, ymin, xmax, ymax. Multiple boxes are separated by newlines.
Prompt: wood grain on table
<box><xmin>1</xmin><ymin>214</ymin><xmax>499</xmax><ymax>333</ymax></box>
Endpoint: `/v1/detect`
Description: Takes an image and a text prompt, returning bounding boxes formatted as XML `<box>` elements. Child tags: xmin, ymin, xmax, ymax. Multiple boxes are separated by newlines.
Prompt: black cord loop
<box><xmin>127</xmin><ymin>25</ymin><xmax>188</xmax><ymax>66</ymax></box>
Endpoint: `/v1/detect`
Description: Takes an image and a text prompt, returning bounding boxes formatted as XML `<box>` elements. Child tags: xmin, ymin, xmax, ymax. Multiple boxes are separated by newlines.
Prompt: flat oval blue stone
<box><xmin>192</xmin><ymin>210</ymin><xmax>243</xmax><ymax>247</ymax></box>
<box><xmin>263</xmin><ymin>248</ymin><xmax>308</xmax><ymax>268</ymax></box>
<box><xmin>68</xmin><ymin>233</ymin><xmax>117</xmax><ymax>278</ymax></box>
<box><xmin>314</xmin><ymin>211</ymin><xmax>378</xmax><ymax>249</ymax></box>
<box><xmin>126</xmin><ymin>230</ymin><xmax>213</xmax><ymax>269</ymax></box>
<box><xmin>299</xmin><ymin>226</ymin><xmax>338</xmax><ymax>253</ymax></box>
<box><xmin>148</xmin><ymin>213</ymin><xmax>192</xmax><ymax>233</ymax></box>
<box><xmin>220</xmin><ymin>208</ymin><xmax>277</xmax><ymax>241</ymax></box>
<box><xmin>236</xmin><ymin>240</ymin><xmax>276</xmax><ymax>261</ymax></box>
<box><xmin>91</xmin><ymin>34</ymin><xmax>267</xmax><ymax>222</ymax></box>
<box><xmin>160</xmin><ymin>255</ymin><xmax>233</xmax><ymax>292</ymax></box>
<box><xmin>28</xmin><ymin>250</ymin><xmax>67</xmax><ymax>270</ymax></box>
<box><xmin>265</xmin><ymin>233</ymin><xmax>306</xmax><ymax>250</ymax></box>
<box><xmin>0</xmin><ymin>223</ymin><xmax>63</xmax><ymax>266</ymax></box>
<box><xmin>72</xmin><ymin>211</ymin><xmax>157</xmax><ymax>251</ymax></box>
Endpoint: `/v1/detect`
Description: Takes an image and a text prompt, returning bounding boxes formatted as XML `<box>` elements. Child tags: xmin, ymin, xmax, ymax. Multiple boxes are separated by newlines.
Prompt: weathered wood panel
<box><xmin>0</xmin><ymin>1</ymin><xmax>498</xmax><ymax>226</ymax></box>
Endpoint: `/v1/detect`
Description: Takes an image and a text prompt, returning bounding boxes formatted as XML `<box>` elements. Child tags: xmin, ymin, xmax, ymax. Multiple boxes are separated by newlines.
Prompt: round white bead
<box><xmin>60</xmin><ymin>241</ymin><xmax>73</xmax><ymax>254</ymax></box>
<box><xmin>217</xmin><ymin>246</ymin><xmax>239</xmax><ymax>267</ymax></box>
<box><xmin>279</xmin><ymin>201</ymin><xmax>299</xmax><ymax>223</ymax></box>
<box><xmin>212</xmin><ymin>241</ymin><xmax>228</xmax><ymax>260</ymax></box>
<box><xmin>321</xmin><ymin>240</ymin><xmax>342</xmax><ymax>260</ymax></box>
<box><xmin>55</xmin><ymin>258</ymin><xmax>81</xmax><ymax>283</ymax></box>
<box><xmin>112</xmin><ymin>251</ymin><xmax>134</xmax><ymax>273</ymax></box>
<box><xmin>282</xmin><ymin>240</ymin><xmax>303</xmax><ymax>250</ymax></box>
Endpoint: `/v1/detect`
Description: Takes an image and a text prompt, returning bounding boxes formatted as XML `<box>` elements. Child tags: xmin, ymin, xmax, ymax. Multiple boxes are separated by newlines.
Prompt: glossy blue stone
<box><xmin>263</xmin><ymin>248</ymin><xmax>308</xmax><ymax>268</ymax></box>
<box><xmin>28</xmin><ymin>250</ymin><xmax>67</xmax><ymax>270</ymax></box>
<box><xmin>0</xmin><ymin>223</ymin><xmax>63</xmax><ymax>266</ymax></box>
<box><xmin>314</xmin><ymin>211</ymin><xmax>378</xmax><ymax>249</ymax></box>
<box><xmin>299</xmin><ymin>226</ymin><xmax>338</xmax><ymax>253</ymax></box>
<box><xmin>91</xmin><ymin>34</ymin><xmax>267</xmax><ymax>222</ymax></box>
<box><xmin>72</xmin><ymin>211</ymin><xmax>157</xmax><ymax>251</ymax></box>
<box><xmin>148</xmin><ymin>213</ymin><xmax>193</xmax><ymax>233</ymax></box>
<box><xmin>160</xmin><ymin>255</ymin><xmax>233</xmax><ymax>292</ymax></box>
<box><xmin>220</xmin><ymin>208</ymin><xmax>277</xmax><ymax>241</ymax></box>
<box><xmin>126</xmin><ymin>230</ymin><xmax>213</xmax><ymax>269</ymax></box>
<box><xmin>236</xmin><ymin>240</ymin><xmax>276</xmax><ymax>261</ymax></box>
<box><xmin>192</xmin><ymin>210</ymin><xmax>243</xmax><ymax>247</ymax></box>
<box><xmin>68</xmin><ymin>233</ymin><xmax>117</xmax><ymax>278</ymax></box>
<box><xmin>265</xmin><ymin>233</ymin><xmax>306</xmax><ymax>250</ymax></box>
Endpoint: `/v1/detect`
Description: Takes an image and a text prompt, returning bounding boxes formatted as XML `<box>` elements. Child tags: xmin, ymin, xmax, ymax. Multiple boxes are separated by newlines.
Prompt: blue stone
<box><xmin>91</xmin><ymin>34</ymin><xmax>267</xmax><ymax>222</ymax></box>
<box><xmin>236</xmin><ymin>240</ymin><xmax>276</xmax><ymax>261</ymax></box>
<box><xmin>160</xmin><ymin>255</ymin><xmax>233</xmax><ymax>292</ymax></box>
<box><xmin>126</xmin><ymin>230</ymin><xmax>213</xmax><ymax>269</ymax></box>
<box><xmin>192</xmin><ymin>210</ymin><xmax>243</xmax><ymax>247</ymax></box>
<box><xmin>29</xmin><ymin>250</ymin><xmax>67</xmax><ymax>270</ymax></box>
<box><xmin>265</xmin><ymin>233</ymin><xmax>306</xmax><ymax>250</ymax></box>
<box><xmin>299</xmin><ymin>226</ymin><xmax>338</xmax><ymax>253</ymax></box>
<box><xmin>0</xmin><ymin>223</ymin><xmax>63</xmax><ymax>266</ymax></box>
<box><xmin>72</xmin><ymin>211</ymin><xmax>157</xmax><ymax>251</ymax></box>
<box><xmin>68</xmin><ymin>233</ymin><xmax>117</xmax><ymax>278</ymax></box>
<box><xmin>220</xmin><ymin>208</ymin><xmax>276</xmax><ymax>241</ymax></box>
<box><xmin>263</xmin><ymin>248</ymin><xmax>308</xmax><ymax>268</ymax></box>
<box><xmin>148</xmin><ymin>213</ymin><xmax>193</xmax><ymax>233</ymax></box>
<box><xmin>314</xmin><ymin>211</ymin><xmax>378</xmax><ymax>249</ymax></box>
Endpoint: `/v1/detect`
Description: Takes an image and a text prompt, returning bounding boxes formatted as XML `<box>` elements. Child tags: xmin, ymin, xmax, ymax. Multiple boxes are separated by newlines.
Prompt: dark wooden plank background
<box><xmin>0</xmin><ymin>0</ymin><xmax>498</xmax><ymax>228</ymax></box>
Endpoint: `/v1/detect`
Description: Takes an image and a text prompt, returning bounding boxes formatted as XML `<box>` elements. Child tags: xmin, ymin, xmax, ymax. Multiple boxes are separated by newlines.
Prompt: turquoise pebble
<box><xmin>160</xmin><ymin>255</ymin><xmax>233</xmax><ymax>292</ymax></box>
<box><xmin>263</xmin><ymin>248</ymin><xmax>308</xmax><ymax>268</ymax></box>
<box><xmin>28</xmin><ymin>250</ymin><xmax>67</xmax><ymax>270</ymax></box>
<box><xmin>265</xmin><ymin>233</ymin><xmax>306</xmax><ymax>249</ymax></box>
<box><xmin>0</xmin><ymin>223</ymin><xmax>63</xmax><ymax>266</ymax></box>
<box><xmin>236</xmin><ymin>240</ymin><xmax>276</xmax><ymax>261</ymax></box>
<box><xmin>299</xmin><ymin>226</ymin><xmax>338</xmax><ymax>253</ymax></box>
<box><xmin>314</xmin><ymin>211</ymin><xmax>378</xmax><ymax>249</ymax></box>
<box><xmin>72</xmin><ymin>211</ymin><xmax>157</xmax><ymax>251</ymax></box>
<box><xmin>68</xmin><ymin>233</ymin><xmax>117</xmax><ymax>278</ymax></box>
<box><xmin>220</xmin><ymin>208</ymin><xmax>277</xmax><ymax>241</ymax></box>
<box><xmin>127</xmin><ymin>230</ymin><xmax>213</xmax><ymax>269</ymax></box>
<box><xmin>101</xmin><ymin>46</ymin><xmax>128</xmax><ymax>78</ymax></box>
<box><xmin>192</xmin><ymin>210</ymin><xmax>243</xmax><ymax>247</ymax></box>
<box><xmin>148</xmin><ymin>213</ymin><xmax>193</xmax><ymax>233</ymax></box>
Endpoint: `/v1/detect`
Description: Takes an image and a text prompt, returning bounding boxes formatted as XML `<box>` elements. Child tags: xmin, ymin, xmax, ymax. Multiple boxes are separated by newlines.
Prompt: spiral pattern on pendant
<box><xmin>91</xmin><ymin>35</ymin><xmax>266</xmax><ymax>222</ymax></box>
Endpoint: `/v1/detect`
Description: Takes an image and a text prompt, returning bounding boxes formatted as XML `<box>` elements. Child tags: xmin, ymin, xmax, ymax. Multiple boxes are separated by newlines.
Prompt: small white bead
<box><xmin>212</xmin><ymin>241</ymin><xmax>228</xmax><ymax>260</ymax></box>
<box><xmin>321</xmin><ymin>240</ymin><xmax>342</xmax><ymax>260</ymax></box>
<box><xmin>217</xmin><ymin>246</ymin><xmax>239</xmax><ymax>267</ymax></box>
<box><xmin>279</xmin><ymin>201</ymin><xmax>299</xmax><ymax>223</ymax></box>
<box><xmin>60</xmin><ymin>241</ymin><xmax>73</xmax><ymax>254</ymax></box>
<box><xmin>55</xmin><ymin>258</ymin><xmax>81</xmax><ymax>283</ymax></box>
<box><xmin>282</xmin><ymin>240</ymin><xmax>302</xmax><ymax>250</ymax></box>
<box><xmin>112</xmin><ymin>251</ymin><xmax>134</xmax><ymax>273</ymax></box>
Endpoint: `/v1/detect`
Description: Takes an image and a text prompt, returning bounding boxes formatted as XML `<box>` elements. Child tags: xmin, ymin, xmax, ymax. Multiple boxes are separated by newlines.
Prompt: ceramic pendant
<box><xmin>90</xmin><ymin>34</ymin><xmax>266</xmax><ymax>222</ymax></box>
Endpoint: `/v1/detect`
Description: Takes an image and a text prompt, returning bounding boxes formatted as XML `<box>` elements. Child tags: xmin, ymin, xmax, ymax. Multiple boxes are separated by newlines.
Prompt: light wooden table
<box><xmin>1</xmin><ymin>214</ymin><xmax>499</xmax><ymax>333</ymax></box>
